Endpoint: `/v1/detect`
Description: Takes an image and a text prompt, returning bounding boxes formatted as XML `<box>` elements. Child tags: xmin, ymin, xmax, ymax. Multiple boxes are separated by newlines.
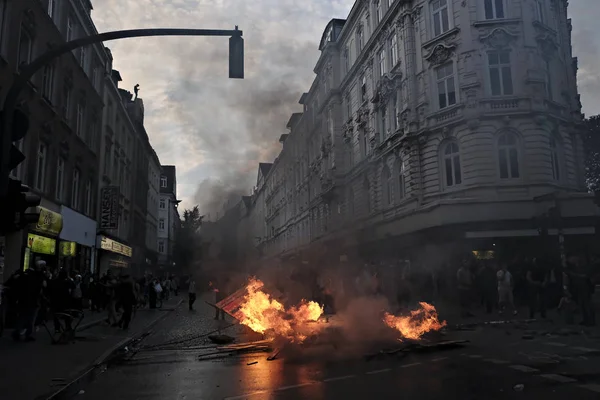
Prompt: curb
<box><xmin>43</xmin><ymin>299</ymin><xmax>183</xmax><ymax>400</ymax></box>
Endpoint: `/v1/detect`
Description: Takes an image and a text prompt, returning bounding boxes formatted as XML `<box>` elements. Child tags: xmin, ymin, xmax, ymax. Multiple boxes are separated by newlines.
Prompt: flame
<box><xmin>383</xmin><ymin>302</ymin><xmax>447</xmax><ymax>340</ymax></box>
<box><xmin>237</xmin><ymin>278</ymin><xmax>324</xmax><ymax>343</ymax></box>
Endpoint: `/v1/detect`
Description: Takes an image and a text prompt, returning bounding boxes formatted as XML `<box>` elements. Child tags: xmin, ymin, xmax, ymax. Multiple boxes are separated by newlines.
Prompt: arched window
<box><xmin>382</xmin><ymin>165</ymin><xmax>393</xmax><ymax>206</ymax></box>
<box><xmin>397</xmin><ymin>157</ymin><xmax>406</xmax><ymax>200</ymax></box>
<box><xmin>550</xmin><ymin>136</ymin><xmax>560</xmax><ymax>181</ymax></box>
<box><xmin>442</xmin><ymin>141</ymin><xmax>462</xmax><ymax>187</ymax></box>
<box><xmin>498</xmin><ymin>132</ymin><xmax>520</xmax><ymax>179</ymax></box>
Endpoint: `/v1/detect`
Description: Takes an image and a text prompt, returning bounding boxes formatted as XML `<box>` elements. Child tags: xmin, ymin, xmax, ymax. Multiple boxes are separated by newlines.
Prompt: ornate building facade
<box><xmin>215</xmin><ymin>0</ymin><xmax>598</xmax><ymax>267</ymax></box>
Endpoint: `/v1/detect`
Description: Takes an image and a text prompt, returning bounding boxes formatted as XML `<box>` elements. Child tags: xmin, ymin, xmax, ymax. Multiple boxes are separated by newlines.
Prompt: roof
<box><xmin>318</xmin><ymin>18</ymin><xmax>346</xmax><ymax>51</ymax></box>
<box><xmin>259</xmin><ymin>162</ymin><xmax>273</xmax><ymax>176</ymax></box>
<box><xmin>279</xmin><ymin>134</ymin><xmax>289</xmax><ymax>143</ymax></box>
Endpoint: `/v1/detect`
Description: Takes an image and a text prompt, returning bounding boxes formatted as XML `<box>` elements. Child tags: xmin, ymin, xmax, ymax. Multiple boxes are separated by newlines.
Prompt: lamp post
<box><xmin>1</xmin><ymin>27</ymin><xmax>244</xmax><ymax>197</ymax></box>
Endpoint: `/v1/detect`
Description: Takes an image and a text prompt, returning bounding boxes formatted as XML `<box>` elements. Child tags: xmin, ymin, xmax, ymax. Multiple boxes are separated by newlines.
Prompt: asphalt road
<box><xmin>78</xmin><ymin>299</ymin><xmax>600</xmax><ymax>400</ymax></box>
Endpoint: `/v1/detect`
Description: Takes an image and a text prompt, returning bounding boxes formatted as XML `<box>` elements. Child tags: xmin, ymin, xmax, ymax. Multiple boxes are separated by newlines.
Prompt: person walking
<box><xmin>11</xmin><ymin>261</ymin><xmax>46</xmax><ymax>341</ymax></box>
<box><xmin>527</xmin><ymin>258</ymin><xmax>548</xmax><ymax>319</ymax></box>
<box><xmin>457</xmin><ymin>260</ymin><xmax>474</xmax><ymax>318</ymax></box>
<box><xmin>188</xmin><ymin>279</ymin><xmax>197</xmax><ymax>311</ymax></box>
<box><xmin>117</xmin><ymin>274</ymin><xmax>136</xmax><ymax>330</ymax></box>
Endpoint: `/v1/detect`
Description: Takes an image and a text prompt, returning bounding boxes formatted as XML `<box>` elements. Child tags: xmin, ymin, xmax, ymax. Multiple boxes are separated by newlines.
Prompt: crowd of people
<box><xmin>2</xmin><ymin>261</ymin><xmax>184</xmax><ymax>342</ymax></box>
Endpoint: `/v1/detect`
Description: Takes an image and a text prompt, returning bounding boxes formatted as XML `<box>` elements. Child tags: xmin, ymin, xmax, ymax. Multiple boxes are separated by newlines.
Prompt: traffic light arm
<box><xmin>1</xmin><ymin>27</ymin><xmax>243</xmax><ymax>197</ymax></box>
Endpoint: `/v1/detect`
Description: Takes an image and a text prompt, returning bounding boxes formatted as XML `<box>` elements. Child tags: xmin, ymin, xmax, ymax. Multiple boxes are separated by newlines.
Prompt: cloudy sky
<box><xmin>92</xmin><ymin>0</ymin><xmax>600</xmax><ymax>215</ymax></box>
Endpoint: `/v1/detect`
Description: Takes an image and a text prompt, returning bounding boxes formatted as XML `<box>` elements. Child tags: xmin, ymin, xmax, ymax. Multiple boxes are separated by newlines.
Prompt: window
<box><xmin>79</xmin><ymin>46</ymin><xmax>86</xmax><ymax>70</ymax></box>
<box><xmin>85</xmin><ymin>180</ymin><xmax>92</xmax><ymax>215</ymax></box>
<box><xmin>357</xmin><ymin>28</ymin><xmax>364</xmax><ymax>53</ymax></box>
<box><xmin>550</xmin><ymin>136</ymin><xmax>560</xmax><ymax>181</ymax></box>
<box><xmin>382</xmin><ymin>166</ymin><xmax>393</xmax><ymax>206</ymax></box>
<box><xmin>436</xmin><ymin>63</ymin><xmax>456</xmax><ymax>109</ymax></box>
<box><xmin>344</xmin><ymin>48</ymin><xmax>349</xmax><ymax>74</ymax></box>
<box><xmin>364</xmin><ymin>178</ymin><xmax>371</xmax><ymax>212</ymax></box>
<box><xmin>378</xmin><ymin>48</ymin><xmax>386</xmax><ymax>77</ymax></box>
<box><xmin>62</xmin><ymin>85</ymin><xmax>71</xmax><ymax>120</ymax></box>
<box><xmin>442</xmin><ymin>141</ymin><xmax>462</xmax><ymax>187</ymax></box>
<box><xmin>375</xmin><ymin>0</ymin><xmax>382</xmax><ymax>23</ymax></box>
<box><xmin>498</xmin><ymin>132</ymin><xmax>520</xmax><ymax>179</ymax></box>
<box><xmin>48</xmin><ymin>0</ymin><xmax>56</xmax><ymax>18</ymax></box>
<box><xmin>55</xmin><ymin>158</ymin><xmax>64</xmax><ymax>201</ymax></box>
<box><xmin>360</xmin><ymin>74</ymin><xmax>367</xmax><ymax>103</ymax></box>
<box><xmin>35</xmin><ymin>143</ymin><xmax>47</xmax><ymax>191</ymax></box>
<box><xmin>488</xmin><ymin>51</ymin><xmax>513</xmax><ymax>96</ymax></box>
<box><xmin>484</xmin><ymin>0</ymin><xmax>505</xmax><ymax>20</ymax></box>
<box><xmin>158</xmin><ymin>240</ymin><xmax>165</xmax><ymax>253</ymax></box>
<box><xmin>431</xmin><ymin>0</ymin><xmax>450</xmax><ymax>37</ymax></box>
<box><xmin>160</xmin><ymin>176</ymin><xmax>167</xmax><ymax>187</ymax></box>
<box><xmin>92</xmin><ymin>66</ymin><xmax>99</xmax><ymax>90</ymax></box>
<box><xmin>545</xmin><ymin>60</ymin><xmax>553</xmax><ymax>100</ymax></box>
<box><xmin>390</xmin><ymin>34</ymin><xmax>398</xmax><ymax>68</ymax></box>
<box><xmin>380</xmin><ymin>107</ymin><xmax>387</xmax><ymax>138</ymax></box>
<box><xmin>159</xmin><ymin>218</ymin><xmax>165</xmax><ymax>230</ymax></box>
<box><xmin>346</xmin><ymin>94</ymin><xmax>352</xmax><ymax>120</ymax></box>
<box><xmin>535</xmin><ymin>0</ymin><xmax>544</xmax><ymax>24</ymax></box>
<box><xmin>18</xmin><ymin>26</ymin><xmax>33</xmax><ymax>66</ymax></box>
<box><xmin>66</xmin><ymin>16</ymin><xmax>74</xmax><ymax>41</ymax></box>
<box><xmin>10</xmin><ymin>139</ymin><xmax>24</xmax><ymax>179</ymax></box>
<box><xmin>42</xmin><ymin>64</ymin><xmax>54</xmax><ymax>101</ymax></box>
<box><xmin>361</xmin><ymin>131</ymin><xmax>368</xmax><ymax>158</ymax></box>
<box><xmin>76</xmin><ymin>102</ymin><xmax>84</xmax><ymax>137</ymax></box>
<box><xmin>71</xmin><ymin>169</ymin><xmax>80</xmax><ymax>209</ymax></box>
<box><xmin>160</xmin><ymin>198</ymin><xmax>165</xmax><ymax>209</ymax></box>
<box><xmin>103</xmin><ymin>144</ymin><xmax>111</xmax><ymax>175</ymax></box>
<box><xmin>397</xmin><ymin>158</ymin><xmax>406</xmax><ymax>200</ymax></box>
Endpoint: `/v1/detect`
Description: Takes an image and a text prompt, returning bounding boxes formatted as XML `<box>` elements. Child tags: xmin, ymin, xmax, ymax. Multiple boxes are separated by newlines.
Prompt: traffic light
<box><xmin>0</xmin><ymin>178</ymin><xmax>40</xmax><ymax>234</ymax></box>
<box><xmin>3</xmin><ymin>109</ymin><xmax>29</xmax><ymax>173</ymax></box>
<box><xmin>229</xmin><ymin>26</ymin><xmax>244</xmax><ymax>79</ymax></box>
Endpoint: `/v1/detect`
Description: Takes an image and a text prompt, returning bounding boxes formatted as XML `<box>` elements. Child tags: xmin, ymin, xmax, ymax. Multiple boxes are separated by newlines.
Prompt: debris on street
<box><xmin>247</xmin><ymin>361</ymin><xmax>258</xmax><ymax>365</ymax></box>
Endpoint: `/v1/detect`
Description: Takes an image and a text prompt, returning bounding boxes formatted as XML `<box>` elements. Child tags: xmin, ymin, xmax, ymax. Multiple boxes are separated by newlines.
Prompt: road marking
<box><xmin>571</xmin><ymin>347</ymin><xmax>599</xmax><ymax>353</ymax></box>
<box><xmin>401</xmin><ymin>362</ymin><xmax>422</xmax><ymax>368</ymax></box>
<box><xmin>224</xmin><ymin>390</ymin><xmax>268</xmax><ymax>399</ymax></box>
<box><xmin>432</xmin><ymin>357</ymin><xmax>448</xmax><ymax>362</ymax></box>
<box><xmin>276</xmin><ymin>383</ymin><xmax>315</xmax><ymax>391</ymax></box>
<box><xmin>366</xmin><ymin>368</ymin><xmax>392</xmax><ymax>375</ymax></box>
<box><xmin>580</xmin><ymin>383</ymin><xmax>600</xmax><ymax>393</ymax></box>
<box><xmin>484</xmin><ymin>358</ymin><xmax>509</xmax><ymax>364</ymax></box>
<box><xmin>540</xmin><ymin>374</ymin><xmax>577</xmax><ymax>383</ymax></box>
<box><xmin>545</xmin><ymin>342</ymin><xmax>567</xmax><ymax>347</ymax></box>
<box><xmin>469</xmin><ymin>355</ymin><xmax>483</xmax><ymax>358</ymax></box>
<box><xmin>510</xmin><ymin>365</ymin><xmax>539</xmax><ymax>372</ymax></box>
<box><xmin>324</xmin><ymin>375</ymin><xmax>356</xmax><ymax>382</ymax></box>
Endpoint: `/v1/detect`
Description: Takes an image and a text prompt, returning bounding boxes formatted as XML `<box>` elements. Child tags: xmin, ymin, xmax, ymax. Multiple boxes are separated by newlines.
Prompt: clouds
<box><xmin>92</xmin><ymin>1</ymin><xmax>600</xmax><ymax>214</ymax></box>
<box><xmin>92</xmin><ymin>0</ymin><xmax>354</xmax><ymax>213</ymax></box>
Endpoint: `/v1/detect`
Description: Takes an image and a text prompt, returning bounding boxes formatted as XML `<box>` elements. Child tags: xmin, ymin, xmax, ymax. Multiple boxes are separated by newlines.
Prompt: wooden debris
<box><xmin>247</xmin><ymin>361</ymin><xmax>258</xmax><ymax>365</ymax></box>
<box><xmin>267</xmin><ymin>348</ymin><xmax>281</xmax><ymax>361</ymax></box>
<box><xmin>208</xmin><ymin>334</ymin><xmax>235</xmax><ymax>345</ymax></box>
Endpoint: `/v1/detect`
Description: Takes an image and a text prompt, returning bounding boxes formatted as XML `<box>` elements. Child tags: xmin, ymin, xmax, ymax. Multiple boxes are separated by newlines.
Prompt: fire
<box><xmin>237</xmin><ymin>278</ymin><xmax>324</xmax><ymax>343</ymax></box>
<box><xmin>383</xmin><ymin>302</ymin><xmax>447</xmax><ymax>340</ymax></box>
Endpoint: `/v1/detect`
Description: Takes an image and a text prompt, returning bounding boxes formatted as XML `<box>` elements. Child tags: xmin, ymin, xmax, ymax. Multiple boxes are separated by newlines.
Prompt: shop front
<box><xmin>22</xmin><ymin>206</ymin><xmax>63</xmax><ymax>273</ymax></box>
<box><xmin>96</xmin><ymin>234</ymin><xmax>133</xmax><ymax>277</ymax></box>
<box><xmin>59</xmin><ymin>206</ymin><xmax>97</xmax><ymax>276</ymax></box>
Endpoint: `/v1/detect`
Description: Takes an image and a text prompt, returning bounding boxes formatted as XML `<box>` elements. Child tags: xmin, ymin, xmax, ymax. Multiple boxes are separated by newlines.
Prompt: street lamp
<box><xmin>0</xmin><ymin>27</ymin><xmax>244</xmax><ymax>198</ymax></box>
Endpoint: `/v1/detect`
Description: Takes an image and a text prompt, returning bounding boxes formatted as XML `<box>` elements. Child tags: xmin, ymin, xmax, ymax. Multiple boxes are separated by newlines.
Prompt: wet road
<box><xmin>79</xmin><ymin>300</ymin><xmax>600</xmax><ymax>400</ymax></box>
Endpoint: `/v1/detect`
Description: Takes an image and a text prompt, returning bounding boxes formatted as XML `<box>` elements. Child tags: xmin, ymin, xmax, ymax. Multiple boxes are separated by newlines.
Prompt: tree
<box><xmin>174</xmin><ymin>206</ymin><xmax>204</xmax><ymax>274</ymax></box>
<box><xmin>583</xmin><ymin>115</ymin><xmax>600</xmax><ymax>192</ymax></box>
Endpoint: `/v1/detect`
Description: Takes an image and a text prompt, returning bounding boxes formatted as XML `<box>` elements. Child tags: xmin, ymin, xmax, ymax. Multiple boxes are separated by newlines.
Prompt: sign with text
<box><xmin>59</xmin><ymin>241</ymin><xmax>77</xmax><ymax>257</ymax></box>
<box><xmin>33</xmin><ymin>207</ymin><xmax>63</xmax><ymax>236</ymax></box>
<box><xmin>99</xmin><ymin>236</ymin><xmax>132</xmax><ymax>258</ymax></box>
<box><xmin>100</xmin><ymin>186</ymin><xmax>119</xmax><ymax>229</ymax></box>
<box><xmin>27</xmin><ymin>233</ymin><xmax>56</xmax><ymax>255</ymax></box>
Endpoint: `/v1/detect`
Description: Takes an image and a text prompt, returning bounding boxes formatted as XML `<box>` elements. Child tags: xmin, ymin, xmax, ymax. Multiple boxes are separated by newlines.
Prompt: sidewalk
<box><xmin>0</xmin><ymin>297</ymin><xmax>181</xmax><ymax>400</ymax></box>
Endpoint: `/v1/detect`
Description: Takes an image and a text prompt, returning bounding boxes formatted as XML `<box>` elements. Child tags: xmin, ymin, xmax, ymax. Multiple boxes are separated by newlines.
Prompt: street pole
<box><xmin>0</xmin><ymin>27</ymin><xmax>244</xmax><ymax>197</ymax></box>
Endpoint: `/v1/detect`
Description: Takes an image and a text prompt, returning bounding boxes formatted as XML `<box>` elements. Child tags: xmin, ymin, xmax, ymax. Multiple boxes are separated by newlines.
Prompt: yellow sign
<box><xmin>23</xmin><ymin>248</ymin><xmax>31</xmax><ymax>271</ymax></box>
<box><xmin>33</xmin><ymin>207</ymin><xmax>63</xmax><ymax>236</ymax></box>
<box><xmin>27</xmin><ymin>233</ymin><xmax>56</xmax><ymax>255</ymax></box>
<box><xmin>60</xmin><ymin>241</ymin><xmax>77</xmax><ymax>257</ymax></box>
<box><xmin>100</xmin><ymin>236</ymin><xmax>132</xmax><ymax>257</ymax></box>
<box><xmin>472</xmin><ymin>250</ymin><xmax>495</xmax><ymax>260</ymax></box>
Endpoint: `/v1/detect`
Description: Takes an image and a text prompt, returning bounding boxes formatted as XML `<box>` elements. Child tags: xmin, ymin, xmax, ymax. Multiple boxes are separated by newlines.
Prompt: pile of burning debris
<box><xmin>199</xmin><ymin>277</ymin><xmax>465</xmax><ymax>362</ymax></box>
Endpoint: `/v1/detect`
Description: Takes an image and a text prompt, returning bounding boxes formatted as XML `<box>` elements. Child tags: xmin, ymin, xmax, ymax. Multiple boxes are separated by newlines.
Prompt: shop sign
<box><xmin>60</xmin><ymin>241</ymin><xmax>77</xmax><ymax>257</ymax></box>
<box><xmin>472</xmin><ymin>250</ymin><xmax>495</xmax><ymax>260</ymax></box>
<box><xmin>100</xmin><ymin>186</ymin><xmax>120</xmax><ymax>229</ymax></box>
<box><xmin>33</xmin><ymin>207</ymin><xmax>63</xmax><ymax>236</ymax></box>
<box><xmin>27</xmin><ymin>233</ymin><xmax>56</xmax><ymax>255</ymax></box>
<box><xmin>100</xmin><ymin>236</ymin><xmax>132</xmax><ymax>257</ymax></box>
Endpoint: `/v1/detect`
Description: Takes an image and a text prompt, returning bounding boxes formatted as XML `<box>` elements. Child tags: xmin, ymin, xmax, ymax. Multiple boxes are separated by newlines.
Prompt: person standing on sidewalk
<box><xmin>116</xmin><ymin>275</ymin><xmax>136</xmax><ymax>330</ymax></box>
<box><xmin>527</xmin><ymin>258</ymin><xmax>548</xmax><ymax>319</ymax></box>
<box><xmin>188</xmin><ymin>279</ymin><xmax>197</xmax><ymax>311</ymax></box>
<box><xmin>497</xmin><ymin>262</ymin><xmax>517</xmax><ymax>316</ymax></box>
<box><xmin>457</xmin><ymin>260</ymin><xmax>474</xmax><ymax>318</ymax></box>
<box><xmin>11</xmin><ymin>261</ymin><xmax>46</xmax><ymax>341</ymax></box>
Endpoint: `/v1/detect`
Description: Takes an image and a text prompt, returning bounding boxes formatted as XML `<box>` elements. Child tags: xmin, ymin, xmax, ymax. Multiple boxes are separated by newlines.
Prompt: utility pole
<box><xmin>0</xmin><ymin>27</ymin><xmax>244</xmax><ymax>200</ymax></box>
